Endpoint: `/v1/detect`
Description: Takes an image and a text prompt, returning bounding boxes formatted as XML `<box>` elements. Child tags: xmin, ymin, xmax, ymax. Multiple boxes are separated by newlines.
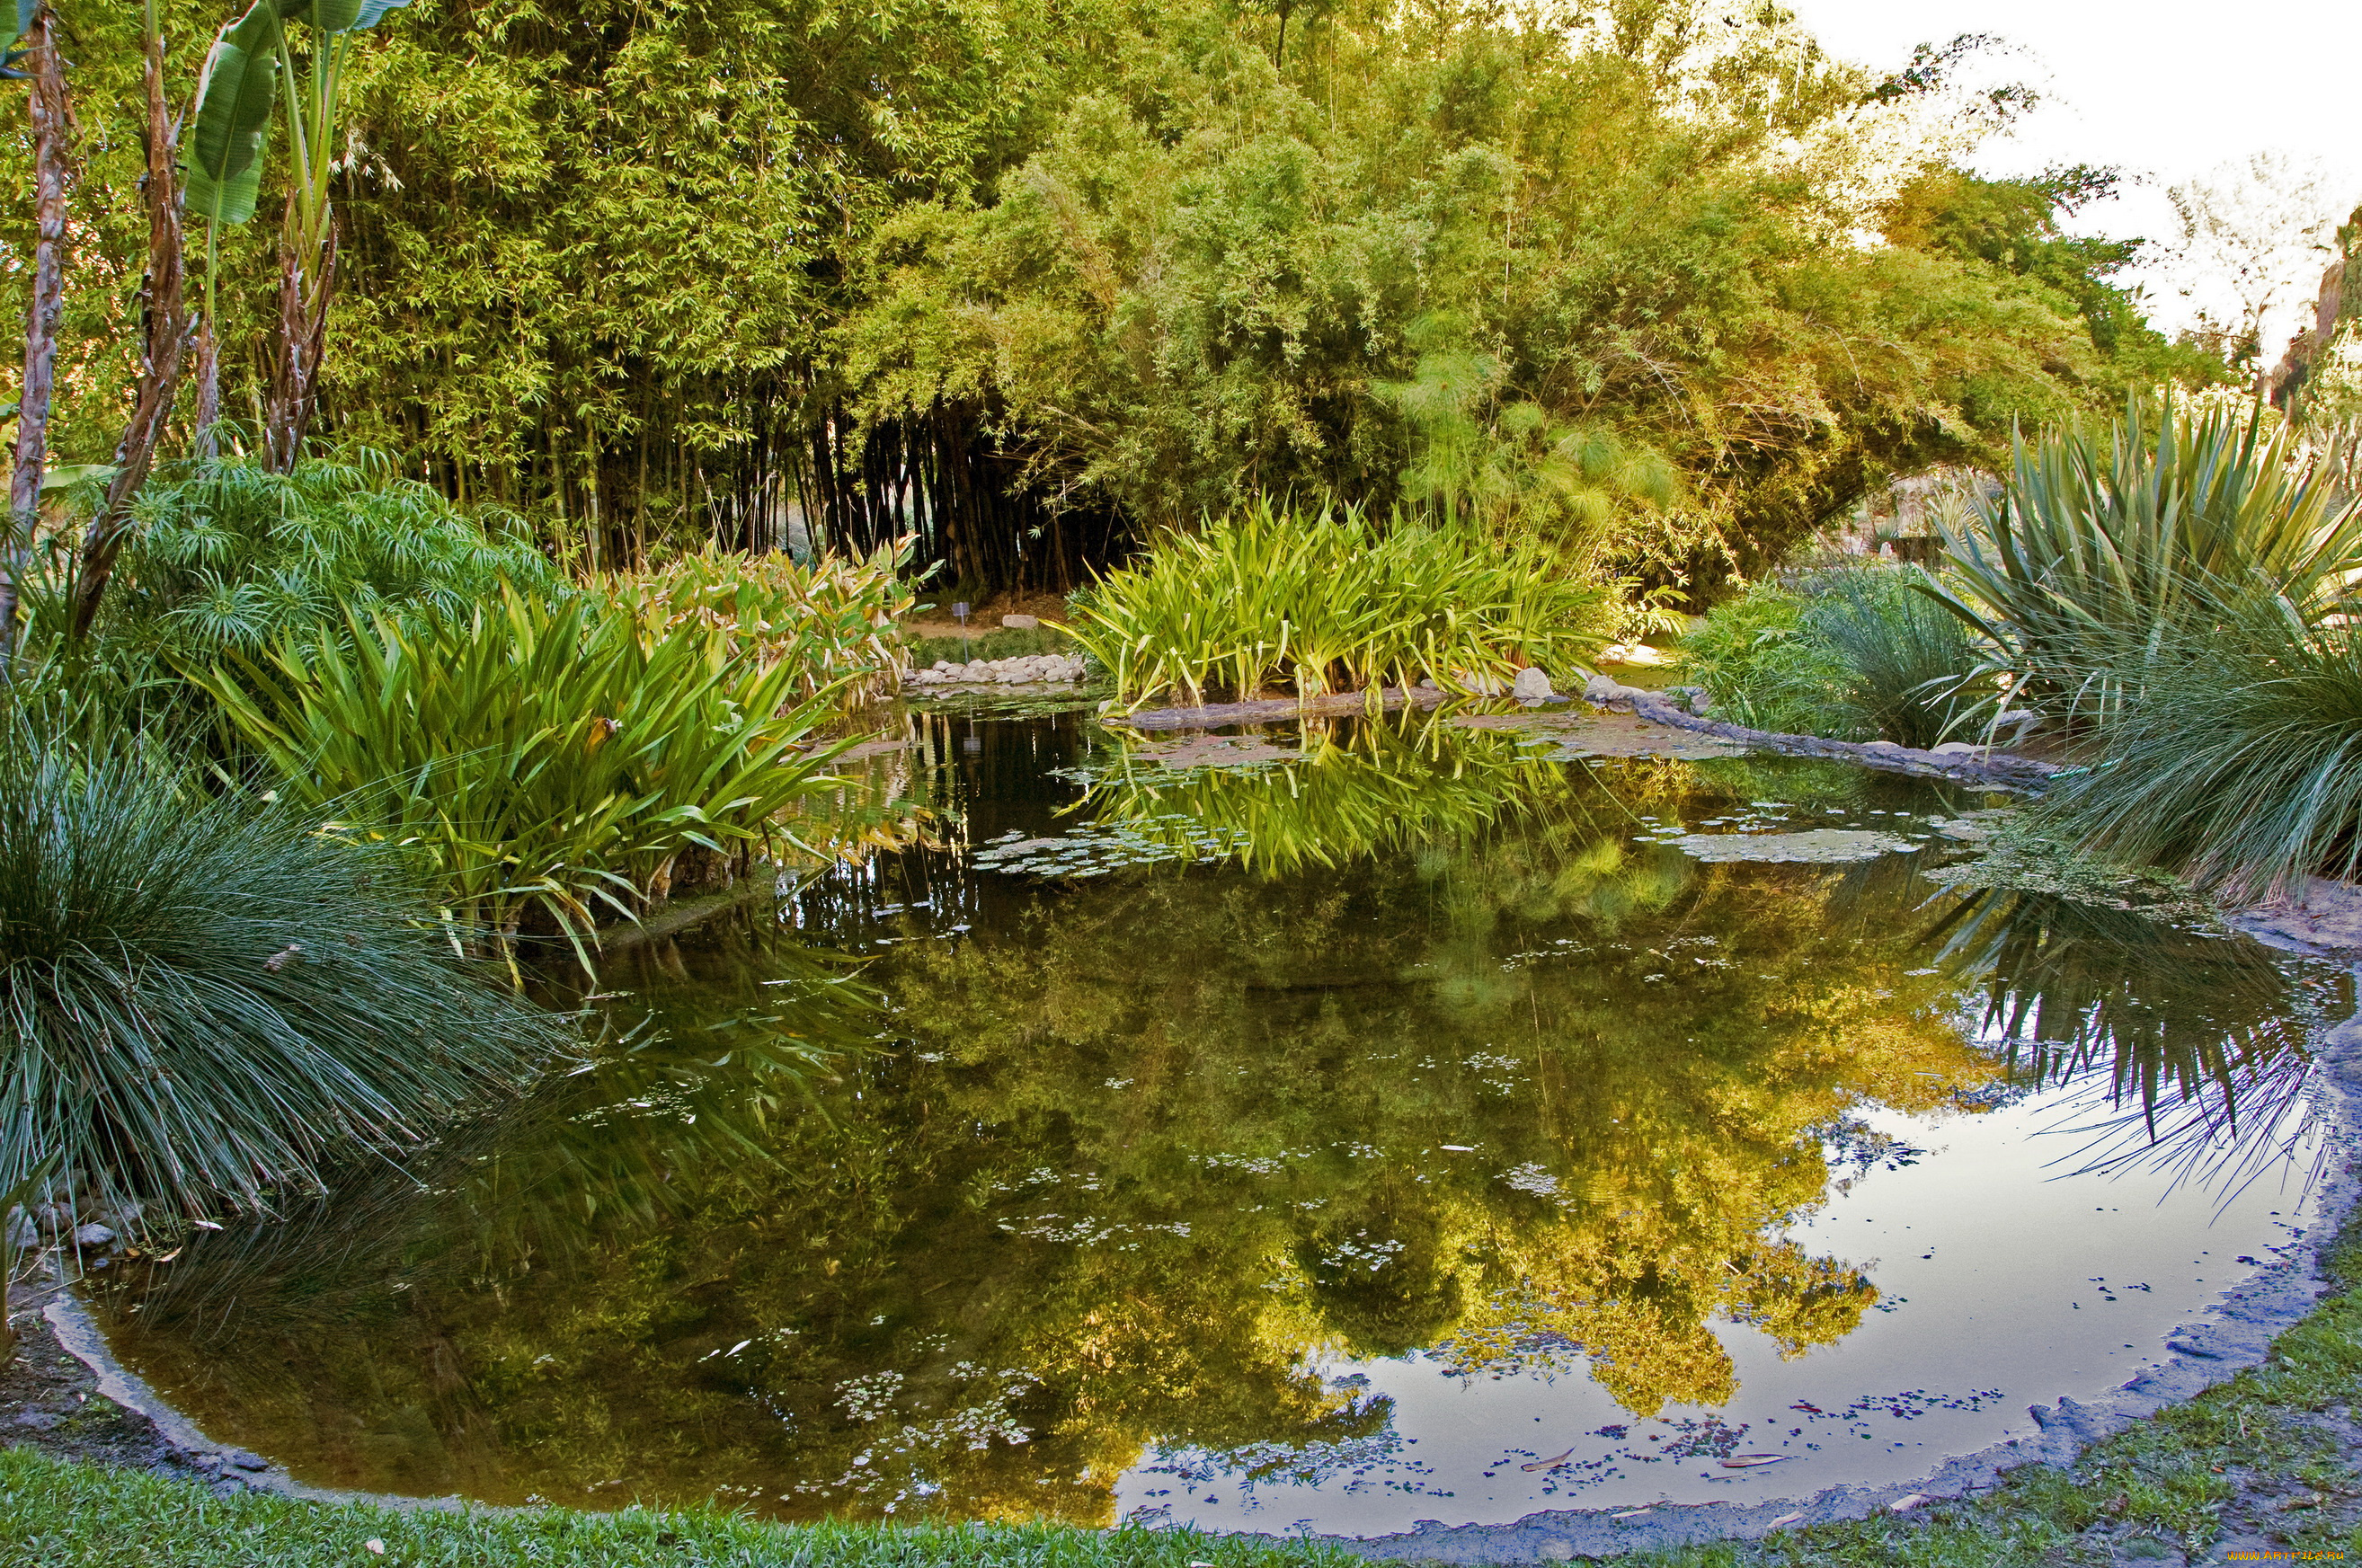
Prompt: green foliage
<box><xmin>0</xmin><ymin>726</ymin><xmax>568</xmax><ymax>1228</ymax></box>
<box><xmin>193</xmin><ymin>589</ymin><xmax>853</xmax><ymax>961</ymax></box>
<box><xmin>1061</xmin><ymin>501</ymin><xmax>1609</xmax><ymax>706</ymax></box>
<box><xmin>1681</xmin><ymin>584</ymin><xmax>1859</xmax><ymax>736</ymax></box>
<box><xmin>1925</xmin><ymin>395</ymin><xmax>2362</xmax><ymax>717</ymax></box>
<box><xmin>1683</xmin><ymin>569</ymin><xmax>1990</xmax><ymax>746</ymax></box>
<box><xmin>611</xmin><ymin>541</ymin><xmax>916</xmax><ymax>706</ymax></box>
<box><xmin>42</xmin><ymin>450</ymin><xmax>563</xmax><ymax>665</ymax></box>
<box><xmin>2036</xmin><ymin>601</ymin><xmax>2362</xmax><ymax>902</ymax></box>
<box><xmin>1803</xmin><ymin>569</ymin><xmax>1992</xmax><ymax>748</ymax></box>
<box><xmin>11</xmin><ymin>0</ymin><xmax>2213</xmax><ymax>589</ymax></box>
<box><xmin>906</xmin><ymin>625</ymin><xmax>1072</xmax><ymax>667</ymax></box>
<box><xmin>1883</xmin><ymin>165</ymin><xmax>2227</xmax><ymax>386</ymax></box>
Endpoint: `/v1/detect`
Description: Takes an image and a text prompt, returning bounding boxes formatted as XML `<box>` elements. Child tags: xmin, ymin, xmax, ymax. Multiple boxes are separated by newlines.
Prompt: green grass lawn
<box><xmin>7</xmin><ymin>1220</ymin><xmax>2362</xmax><ymax>1565</ymax></box>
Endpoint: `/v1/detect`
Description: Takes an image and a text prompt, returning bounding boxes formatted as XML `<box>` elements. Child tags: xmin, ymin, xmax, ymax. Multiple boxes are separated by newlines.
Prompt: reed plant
<box><xmin>1061</xmin><ymin>501</ymin><xmax>1610</xmax><ymax>708</ymax></box>
<box><xmin>1924</xmin><ymin>396</ymin><xmax>2362</xmax><ymax>720</ymax></box>
<box><xmin>0</xmin><ymin>727</ymin><xmax>570</xmax><ymax>1231</ymax></box>
<box><xmin>195</xmin><ymin>587</ymin><xmax>852</xmax><ymax>966</ymax></box>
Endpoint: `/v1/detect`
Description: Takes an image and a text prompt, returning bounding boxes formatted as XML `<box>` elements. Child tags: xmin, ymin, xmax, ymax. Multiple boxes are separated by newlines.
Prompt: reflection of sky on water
<box><xmin>1118</xmin><ymin>1085</ymin><xmax>2322</xmax><ymax>1536</ymax></box>
<box><xmin>98</xmin><ymin>707</ymin><xmax>2351</xmax><ymax>1534</ymax></box>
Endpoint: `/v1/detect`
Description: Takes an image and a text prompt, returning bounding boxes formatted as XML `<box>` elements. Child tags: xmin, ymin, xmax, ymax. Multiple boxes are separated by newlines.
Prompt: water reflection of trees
<box><xmin>110</xmin><ymin>754</ymin><xmax>2001</xmax><ymax>1526</ymax></box>
<box><xmin>1076</xmin><ymin>709</ymin><xmax>1605</xmax><ymax>875</ymax></box>
<box><xmin>1924</xmin><ymin>889</ymin><xmax>2349</xmax><ymax>1199</ymax></box>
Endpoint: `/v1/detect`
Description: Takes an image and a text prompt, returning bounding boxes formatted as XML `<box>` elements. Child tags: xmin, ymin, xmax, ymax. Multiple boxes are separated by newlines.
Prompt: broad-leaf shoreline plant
<box><xmin>195</xmin><ymin>587</ymin><xmax>856</xmax><ymax>970</ymax></box>
<box><xmin>1061</xmin><ymin>500</ymin><xmax>1612</xmax><ymax>709</ymax></box>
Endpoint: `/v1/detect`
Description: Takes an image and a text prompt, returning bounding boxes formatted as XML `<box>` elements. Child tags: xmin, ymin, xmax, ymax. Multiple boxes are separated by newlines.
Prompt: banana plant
<box><xmin>182</xmin><ymin>0</ymin><xmax>414</xmax><ymax>467</ymax></box>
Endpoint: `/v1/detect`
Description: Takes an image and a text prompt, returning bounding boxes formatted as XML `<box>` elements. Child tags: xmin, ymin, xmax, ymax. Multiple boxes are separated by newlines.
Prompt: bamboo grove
<box><xmin>4</xmin><ymin>0</ymin><xmax>2218</xmax><ymax>598</ymax></box>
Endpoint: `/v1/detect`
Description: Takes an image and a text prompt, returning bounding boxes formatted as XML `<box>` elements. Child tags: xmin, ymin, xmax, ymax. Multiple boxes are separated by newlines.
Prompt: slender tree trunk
<box><xmin>70</xmin><ymin>24</ymin><xmax>191</xmax><ymax>642</ymax></box>
<box><xmin>0</xmin><ymin>9</ymin><xmax>69</xmax><ymax>671</ymax></box>
<box><xmin>263</xmin><ymin>194</ymin><xmax>336</xmax><ymax>473</ymax></box>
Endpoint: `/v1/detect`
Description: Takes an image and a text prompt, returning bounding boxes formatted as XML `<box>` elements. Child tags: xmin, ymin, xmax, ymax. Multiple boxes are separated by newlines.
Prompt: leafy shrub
<box><xmin>1683</xmin><ymin>569</ymin><xmax>1988</xmax><ymax>746</ymax></box>
<box><xmin>608</xmin><ymin>540</ymin><xmax>915</xmax><ymax>707</ymax></box>
<box><xmin>1063</xmin><ymin>501</ymin><xmax>1611</xmax><ymax>707</ymax></box>
<box><xmin>1680</xmin><ymin>584</ymin><xmax>1857</xmax><ymax>736</ymax></box>
<box><xmin>196</xmin><ymin>588</ymin><xmax>852</xmax><ymax>962</ymax></box>
<box><xmin>2038</xmin><ymin>600</ymin><xmax>2362</xmax><ymax>903</ymax></box>
<box><xmin>0</xmin><ymin>730</ymin><xmax>570</xmax><ymax>1227</ymax></box>
<box><xmin>45</xmin><ymin>449</ymin><xmax>562</xmax><ymax>659</ymax></box>
<box><xmin>1926</xmin><ymin>396</ymin><xmax>2362</xmax><ymax>718</ymax></box>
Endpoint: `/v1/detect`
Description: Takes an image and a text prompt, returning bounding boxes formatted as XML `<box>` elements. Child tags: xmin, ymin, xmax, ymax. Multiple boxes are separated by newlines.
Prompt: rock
<box><xmin>1585</xmin><ymin>672</ymin><xmax>1647</xmax><ymax>705</ymax></box>
<box><xmin>4</xmin><ymin>1214</ymin><xmax>34</xmax><ymax>1250</ymax></box>
<box><xmin>1861</xmin><ymin>740</ymin><xmax>1905</xmax><ymax>751</ymax></box>
<box><xmin>1000</xmin><ymin>613</ymin><xmax>1041</xmax><ymax>629</ymax></box>
<box><xmin>12</xmin><ymin>1411</ymin><xmax>60</xmax><ymax>1431</ymax></box>
<box><xmin>1536</xmin><ymin>1542</ymin><xmax>1576</xmax><ymax>1562</ymax></box>
<box><xmin>1929</xmin><ymin>741</ymin><xmax>1987</xmax><ymax>757</ymax></box>
<box><xmin>72</xmin><ymin>1222</ymin><xmax>116</xmax><ymax>1249</ymax></box>
<box><xmin>224</xmin><ymin>1448</ymin><xmax>270</xmax><ymax>1473</ymax></box>
<box><xmin>1512</xmin><ymin>667</ymin><xmax>1555</xmax><ymax>701</ymax></box>
<box><xmin>1452</xmin><ymin>669</ymin><xmax>1508</xmax><ymax>695</ymax></box>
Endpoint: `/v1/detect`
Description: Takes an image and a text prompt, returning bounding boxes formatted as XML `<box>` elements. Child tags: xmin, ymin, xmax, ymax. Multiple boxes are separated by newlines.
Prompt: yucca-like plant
<box><xmin>1062</xmin><ymin>500</ymin><xmax>1612</xmax><ymax>707</ymax></box>
<box><xmin>1925</xmin><ymin>396</ymin><xmax>2362</xmax><ymax>719</ymax></box>
<box><xmin>0</xmin><ymin>731</ymin><xmax>570</xmax><ymax>1232</ymax></box>
<box><xmin>195</xmin><ymin>587</ymin><xmax>853</xmax><ymax>964</ymax></box>
<box><xmin>2032</xmin><ymin>596</ymin><xmax>2362</xmax><ymax>904</ymax></box>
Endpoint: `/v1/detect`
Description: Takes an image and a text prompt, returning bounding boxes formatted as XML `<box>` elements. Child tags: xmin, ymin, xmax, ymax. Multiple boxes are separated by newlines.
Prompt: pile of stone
<box><xmin>5</xmin><ymin>1194</ymin><xmax>136</xmax><ymax>1262</ymax></box>
<box><xmin>908</xmin><ymin>651</ymin><xmax>1090</xmax><ymax>687</ymax></box>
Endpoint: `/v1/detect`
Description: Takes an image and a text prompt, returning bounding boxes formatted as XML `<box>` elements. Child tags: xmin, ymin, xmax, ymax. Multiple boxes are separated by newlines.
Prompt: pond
<box><xmin>98</xmin><ymin>703</ymin><xmax>2351</xmax><ymax>1537</ymax></box>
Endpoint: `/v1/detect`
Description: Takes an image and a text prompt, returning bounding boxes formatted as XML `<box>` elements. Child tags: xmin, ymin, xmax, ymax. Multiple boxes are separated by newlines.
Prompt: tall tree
<box><xmin>70</xmin><ymin>0</ymin><xmax>192</xmax><ymax>639</ymax></box>
<box><xmin>0</xmin><ymin>0</ymin><xmax>67</xmax><ymax>669</ymax></box>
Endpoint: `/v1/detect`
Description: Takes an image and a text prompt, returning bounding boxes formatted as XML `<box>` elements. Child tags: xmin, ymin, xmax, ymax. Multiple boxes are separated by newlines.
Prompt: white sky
<box><xmin>1784</xmin><ymin>0</ymin><xmax>2362</xmax><ymax>349</ymax></box>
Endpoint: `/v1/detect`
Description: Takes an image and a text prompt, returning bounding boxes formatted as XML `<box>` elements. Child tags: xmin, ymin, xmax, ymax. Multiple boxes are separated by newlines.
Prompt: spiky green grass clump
<box><xmin>1682</xmin><ymin>568</ymin><xmax>1988</xmax><ymax>747</ymax></box>
<box><xmin>2038</xmin><ymin>601</ymin><xmax>2362</xmax><ymax>902</ymax></box>
<box><xmin>0</xmin><ymin>733</ymin><xmax>572</xmax><ymax>1226</ymax></box>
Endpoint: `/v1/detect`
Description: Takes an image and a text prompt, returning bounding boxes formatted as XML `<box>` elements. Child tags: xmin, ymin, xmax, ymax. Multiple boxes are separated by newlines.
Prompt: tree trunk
<box><xmin>262</xmin><ymin>197</ymin><xmax>336</xmax><ymax>474</ymax></box>
<box><xmin>0</xmin><ymin>9</ymin><xmax>70</xmax><ymax>670</ymax></box>
<box><xmin>70</xmin><ymin>23</ymin><xmax>191</xmax><ymax>642</ymax></box>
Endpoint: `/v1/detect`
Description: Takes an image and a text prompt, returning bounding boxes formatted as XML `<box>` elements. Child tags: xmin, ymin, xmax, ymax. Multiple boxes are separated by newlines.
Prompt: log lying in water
<box><xmin>1107</xmin><ymin>678</ymin><xmax>2058</xmax><ymax>792</ymax></box>
<box><xmin>1106</xmin><ymin>686</ymin><xmax>1449</xmax><ymax>731</ymax></box>
<box><xmin>1580</xmin><ymin>674</ymin><xmax>2059</xmax><ymax>792</ymax></box>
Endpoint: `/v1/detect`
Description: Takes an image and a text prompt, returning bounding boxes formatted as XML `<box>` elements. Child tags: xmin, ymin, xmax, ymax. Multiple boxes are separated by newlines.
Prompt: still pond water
<box><xmin>102</xmin><ymin>704</ymin><xmax>2349</xmax><ymax>1536</ymax></box>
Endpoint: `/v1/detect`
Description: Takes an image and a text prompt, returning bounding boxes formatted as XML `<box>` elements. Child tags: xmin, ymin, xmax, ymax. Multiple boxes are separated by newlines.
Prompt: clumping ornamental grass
<box><xmin>0</xmin><ymin>730</ymin><xmax>570</xmax><ymax>1228</ymax></box>
<box><xmin>2038</xmin><ymin>599</ymin><xmax>2362</xmax><ymax>903</ymax></box>
<box><xmin>1062</xmin><ymin>501</ymin><xmax>1610</xmax><ymax>708</ymax></box>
